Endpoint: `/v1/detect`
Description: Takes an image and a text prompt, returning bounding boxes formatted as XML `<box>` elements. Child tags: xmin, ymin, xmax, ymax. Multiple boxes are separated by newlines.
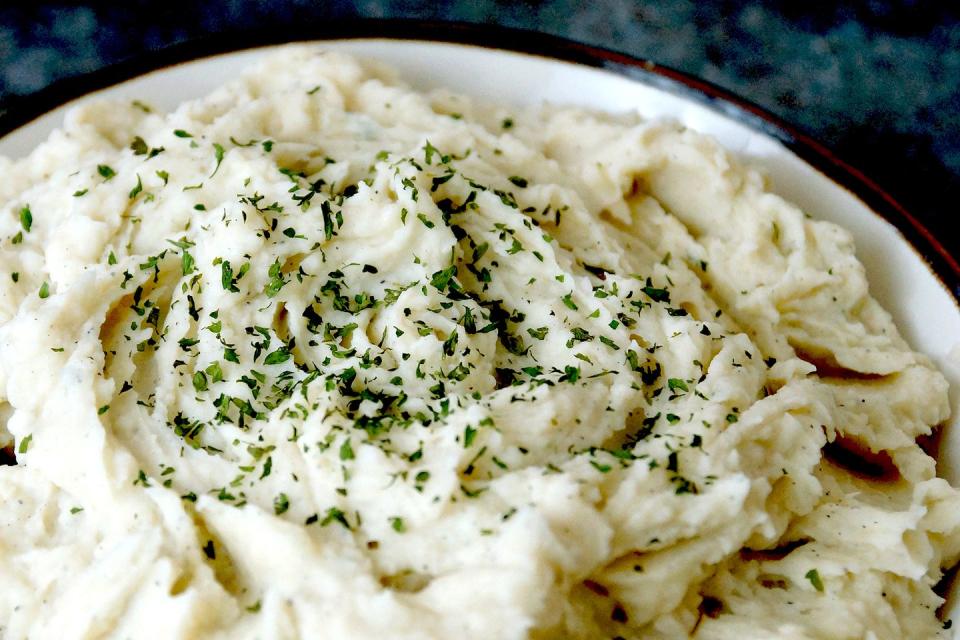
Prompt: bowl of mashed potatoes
<box><xmin>1</xmin><ymin>28</ymin><xmax>958</xmax><ymax>640</ymax></box>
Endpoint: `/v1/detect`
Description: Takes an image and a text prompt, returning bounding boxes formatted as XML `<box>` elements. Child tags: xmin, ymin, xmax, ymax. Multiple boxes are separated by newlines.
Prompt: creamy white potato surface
<box><xmin>0</xmin><ymin>47</ymin><xmax>957</xmax><ymax>639</ymax></box>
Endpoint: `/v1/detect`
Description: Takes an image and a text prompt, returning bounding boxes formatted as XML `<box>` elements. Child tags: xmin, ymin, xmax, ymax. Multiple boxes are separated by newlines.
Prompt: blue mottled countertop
<box><xmin>1</xmin><ymin>1</ymin><xmax>957</xmax><ymax>258</ymax></box>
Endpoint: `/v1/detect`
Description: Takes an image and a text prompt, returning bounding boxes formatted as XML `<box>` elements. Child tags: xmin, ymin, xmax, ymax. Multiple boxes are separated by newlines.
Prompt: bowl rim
<box><xmin>0</xmin><ymin>19</ymin><xmax>957</xmax><ymax>303</ymax></box>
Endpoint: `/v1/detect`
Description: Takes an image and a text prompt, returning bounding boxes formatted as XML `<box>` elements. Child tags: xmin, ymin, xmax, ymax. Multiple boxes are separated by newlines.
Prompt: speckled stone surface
<box><xmin>1</xmin><ymin>1</ymin><xmax>958</xmax><ymax>259</ymax></box>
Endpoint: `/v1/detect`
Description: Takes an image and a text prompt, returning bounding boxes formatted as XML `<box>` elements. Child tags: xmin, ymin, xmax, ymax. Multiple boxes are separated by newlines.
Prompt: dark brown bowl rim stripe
<box><xmin>1</xmin><ymin>19</ymin><xmax>957</xmax><ymax>303</ymax></box>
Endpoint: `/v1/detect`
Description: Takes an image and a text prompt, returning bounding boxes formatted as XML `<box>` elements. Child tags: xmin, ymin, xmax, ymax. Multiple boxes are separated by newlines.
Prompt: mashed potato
<box><xmin>0</xmin><ymin>47</ymin><xmax>957</xmax><ymax>639</ymax></box>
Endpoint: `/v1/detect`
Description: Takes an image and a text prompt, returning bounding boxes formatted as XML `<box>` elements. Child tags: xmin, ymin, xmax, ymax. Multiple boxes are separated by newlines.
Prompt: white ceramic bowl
<box><xmin>2</xmin><ymin>29</ymin><xmax>958</xmax><ymax>619</ymax></box>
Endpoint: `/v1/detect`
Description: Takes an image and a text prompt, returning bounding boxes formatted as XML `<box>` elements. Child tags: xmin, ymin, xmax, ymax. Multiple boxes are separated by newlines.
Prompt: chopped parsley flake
<box><xmin>805</xmin><ymin>569</ymin><xmax>824</xmax><ymax>592</ymax></box>
<box><xmin>130</xmin><ymin>136</ymin><xmax>149</xmax><ymax>155</ymax></box>
<box><xmin>19</xmin><ymin>206</ymin><xmax>32</xmax><ymax>232</ymax></box>
<box><xmin>264</xmin><ymin>347</ymin><xmax>291</xmax><ymax>365</ymax></box>
<box><xmin>129</xmin><ymin>174</ymin><xmax>143</xmax><ymax>199</ymax></box>
<box><xmin>210</xmin><ymin>143</ymin><xmax>225</xmax><ymax>177</ymax></box>
<box><xmin>274</xmin><ymin>493</ymin><xmax>290</xmax><ymax>515</ymax></box>
<box><xmin>527</xmin><ymin>326</ymin><xmax>549</xmax><ymax>340</ymax></box>
<box><xmin>464</xmin><ymin>425</ymin><xmax>478</xmax><ymax>448</ymax></box>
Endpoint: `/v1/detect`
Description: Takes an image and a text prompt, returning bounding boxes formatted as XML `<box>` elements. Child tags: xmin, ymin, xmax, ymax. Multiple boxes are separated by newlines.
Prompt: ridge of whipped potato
<box><xmin>0</xmin><ymin>46</ymin><xmax>958</xmax><ymax>639</ymax></box>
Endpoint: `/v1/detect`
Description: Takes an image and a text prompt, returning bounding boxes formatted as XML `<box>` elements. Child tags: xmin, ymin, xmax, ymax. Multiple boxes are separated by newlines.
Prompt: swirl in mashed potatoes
<box><xmin>0</xmin><ymin>47</ymin><xmax>958</xmax><ymax>639</ymax></box>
